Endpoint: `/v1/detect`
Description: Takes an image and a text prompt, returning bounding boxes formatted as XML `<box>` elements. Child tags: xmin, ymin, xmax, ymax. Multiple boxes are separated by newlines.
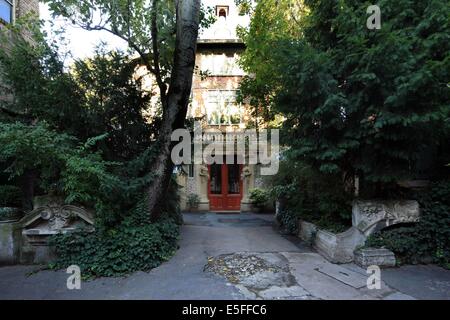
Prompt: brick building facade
<box><xmin>0</xmin><ymin>0</ymin><xmax>39</xmax><ymax>26</ymax></box>
<box><xmin>177</xmin><ymin>1</ymin><xmax>266</xmax><ymax>212</ymax></box>
<box><xmin>0</xmin><ymin>0</ymin><xmax>39</xmax><ymax>104</ymax></box>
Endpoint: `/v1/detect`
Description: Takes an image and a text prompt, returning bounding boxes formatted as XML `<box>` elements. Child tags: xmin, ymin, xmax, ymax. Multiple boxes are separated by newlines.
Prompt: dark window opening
<box><xmin>216</xmin><ymin>6</ymin><xmax>229</xmax><ymax>19</ymax></box>
<box><xmin>228</xmin><ymin>163</ymin><xmax>240</xmax><ymax>194</ymax></box>
<box><xmin>210</xmin><ymin>164</ymin><xmax>222</xmax><ymax>194</ymax></box>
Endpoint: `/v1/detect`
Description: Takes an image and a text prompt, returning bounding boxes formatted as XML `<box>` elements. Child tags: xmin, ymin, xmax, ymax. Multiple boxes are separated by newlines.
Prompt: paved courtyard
<box><xmin>0</xmin><ymin>212</ymin><xmax>449</xmax><ymax>299</ymax></box>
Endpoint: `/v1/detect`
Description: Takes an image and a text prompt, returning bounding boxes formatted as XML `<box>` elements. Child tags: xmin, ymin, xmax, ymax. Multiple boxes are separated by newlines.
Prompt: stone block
<box><xmin>354</xmin><ymin>248</ymin><xmax>396</xmax><ymax>268</ymax></box>
<box><xmin>314</xmin><ymin>227</ymin><xmax>366</xmax><ymax>264</ymax></box>
<box><xmin>298</xmin><ymin>220</ymin><xmax>317</xmax><ymax>243</ymax></box>
<box><xmin>298</xmin><ymin>220</ymin><xmax>366</xmax><ymax>263</ymax></box>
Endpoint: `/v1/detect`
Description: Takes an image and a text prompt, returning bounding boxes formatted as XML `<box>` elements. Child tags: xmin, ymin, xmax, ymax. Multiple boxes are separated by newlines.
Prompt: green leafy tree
<box><xmin>71</xmin><ymin>48</ymin><xmax>155</xmax><ymax>161</ymax></box>
<box><xmin>0</xmin><ymin>24</ymin><xmax>154</xmax><ymax>213</ymax></box>
<box><xmin>240</xmin><ymin>0</ymin><xmax>450</xmax><ymax>198</ymax></box>
<box><xmin>41</xmin><ymin>0</ymin><xmax>203</xmax><ymax>221</ymax></box>
<box><xmin>0</xmin><ymin>10</ymin><xmax>188</xmax><ymax>276</ymax></box>
<box><xmin>0</xmin><ymin>122</ymin><xmax>118</xmax><ymax>211</ymax></box>
<box><xmin>0</xmin><ymin>19</ymin><xmax>83</xmax><ymax>133</ymax></box>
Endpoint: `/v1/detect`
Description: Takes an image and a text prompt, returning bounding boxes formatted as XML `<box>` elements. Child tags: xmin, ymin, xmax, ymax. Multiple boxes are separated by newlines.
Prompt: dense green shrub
<box><xmin>0</xmin><ymin>185</ymin><xmax>22</xmax><ymax>207</ymax></box>
<box><xmin>0</xmin><ymin>25</ymin><xmax>157</xmax><ymax>214</ymax></box>
<box><xmin>0</xmin><ymin>207</ymin><xmax>22</xmax><ymax>220</ymax></box>
<box><xmin>249</xmin><ymin>188</ymin><xmax>270</xmax><ymax>209</ymax></box>
<box><xmin>269</xmin><ymin>160</ymin><xmax>352</xmax><ymax>234</ymax></box>
<box><xmin>0</xmin><ymin>122</ymin><xmax>121</xmax><ymax>212</ymax></box>
<box><xmin>49</xmin><ymin>218</ymin><xmax>180</xmax><ymax>278</ymax></box>
<box><xmin>186</xmin><ymin>193</ymin><xmax>200</xmax><ymax>210</ymax></box>
<box><xmin>366</xmin><ymin>181</ymin><xmax>450</xmax><ymax>269</ymax></box>
<box><xmin>239</xmin><ymin>0</ymin><xmax>450</xmax><ymax>194</ymax></box>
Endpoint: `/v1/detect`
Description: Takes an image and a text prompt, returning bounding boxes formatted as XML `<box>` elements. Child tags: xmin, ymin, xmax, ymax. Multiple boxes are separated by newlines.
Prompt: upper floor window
<box><xmin>206</xmin><ymin>90</ymin><xmax>243</xmax><ymax>126</ymax></box>
<box><xmin>216</xmin><ymin>6</ymin><xmax>228</xmax><ymax>19</ymax></box>
<box><xmin>201</xmin><ymin>53</ymin><xmax>245</xmax><ymax>76</ymax></box>
<box><xmin>0</xmin><ymin>0</ymin><xmax>13</xmax><ymax>24</ymax></box>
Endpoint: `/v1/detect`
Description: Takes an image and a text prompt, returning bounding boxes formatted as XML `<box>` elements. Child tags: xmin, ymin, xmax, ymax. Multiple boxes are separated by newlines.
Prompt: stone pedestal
<box><xmin>298</xmin><ymin>220</ymin><xmax>317</xmax><ymax>243</ymax></box>
<box><xmin>240</xmin><ymin>201</ymin><xmax>253</xmax><ymax>212</ymax></box>
<box><xmin>198</xmin><ymin>200</ymin><xmax>210</xmax><ymax>211</ymax></box>
<box><xmin>354</xmin><ymin>248</ymin><xmax>396</xmax><ymax>268</ymax></box>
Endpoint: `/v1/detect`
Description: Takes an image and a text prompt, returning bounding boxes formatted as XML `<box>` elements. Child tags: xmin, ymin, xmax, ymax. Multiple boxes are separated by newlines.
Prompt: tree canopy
<box><xmin>40</xmin><ymin>0</ymin><xmax>204</xmax><ymax>220</ymax></box>
<box><xmin>239</xmin><ymin>0</ymin><xmax>450</xmax><ymax>197</ymax></box>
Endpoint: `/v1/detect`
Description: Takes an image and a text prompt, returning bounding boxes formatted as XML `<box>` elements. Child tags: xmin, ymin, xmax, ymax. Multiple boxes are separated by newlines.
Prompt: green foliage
<box><xmin>0</xmin><ymin>185</ymin><xmax>22</xmax><ymax>207</ymax></box>
<box><xmin>249</xmin><ymin>188</ymin><xmax>270</xmax><ymax>208</ymax></box>
<box><xmin>0</xmin><ymin>122</ymin><xmax>73</xmax><ymax>181</ymax></box>
<box><xmin>0</xmin><ymin>19</ymin><xmax>84</xmax><ymax>133</ymax></box>
<box><xmin>49</xmin><ymin>218</ymin><xmax>180</xmax><ymax>278</ymax></box>
<box><xmin>71</xmin><ymin>48</ymin><xmax>155</xmax><ymax>161</ymax></box>
<box><xmin>186</xmin><ymin>193</ymin><xmax>200</xmax><ymax>210</ymax></box>
<box><xmin>366</xmin><ymin>181</ymin><xmax>450</xmax><ymax>268</ymax></box>
<box><xmin>0</xmin><ymin>122</ymin><xmax>119</xmax><ymax>208</ymax></box>
<box><xmin>240</xmin><ymin>0</ymin><xmax>450</xmax><ymax>196</ymax></box>
<box><xmin>0</xmin><ymin>207</ymin><xmax>22</xmax><ymax>221</ymax></box>
<box><xmin>276</xmin><ymin>209</ymin><xmax>300</xmax><ymax>235</ymax></box>
<box><xmin>270</xmin><ymin>160</ymin><xmax>352</xmax><ymax>234</ymax></box>
<box><xmin>0</xmin><ymin>25</ymin><xmax>160</xmax><ymax>219</ymax></box>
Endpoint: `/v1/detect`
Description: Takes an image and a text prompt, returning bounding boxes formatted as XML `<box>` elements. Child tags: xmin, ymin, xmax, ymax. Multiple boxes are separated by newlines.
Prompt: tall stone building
<box><xmin>177</xmin><ymin>1</ymin><xmax>265</xmax><ymax>212</ymax></box>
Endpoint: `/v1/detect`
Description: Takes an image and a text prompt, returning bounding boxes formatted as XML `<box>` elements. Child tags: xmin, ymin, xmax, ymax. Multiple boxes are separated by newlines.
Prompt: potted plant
<box><xmin>249</xmin><ymin>188</ymin><xmax>269</xmax><ymax>213</ymax></box>
<box><xmin>186</xmin><ymin>193</ymin><xmax>201</xmax><ymax>211</ymax></box>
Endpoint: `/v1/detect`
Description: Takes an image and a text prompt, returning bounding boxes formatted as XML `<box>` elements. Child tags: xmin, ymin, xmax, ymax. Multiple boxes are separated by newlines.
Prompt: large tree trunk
<box><xmin>147</xmin><ymin>0</ymin><xmax>200</xmax><ymax>221</ymax></box>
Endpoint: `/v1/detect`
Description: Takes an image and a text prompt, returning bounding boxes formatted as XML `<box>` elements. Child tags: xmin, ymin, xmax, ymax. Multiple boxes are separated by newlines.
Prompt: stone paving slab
<box><xmin>315</xmin><ymin>264</ymin><xmax>368</xmax><ymax>289</ymax></box>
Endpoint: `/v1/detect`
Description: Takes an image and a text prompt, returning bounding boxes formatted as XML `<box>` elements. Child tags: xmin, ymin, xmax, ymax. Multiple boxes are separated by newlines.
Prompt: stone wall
<box><xmin>15</xmin><ymin>0</ymin><xmax>39</xmax><ymax>19</ymax></box>
<box><xmin>0</xmin><ymin>0</ymin><xmax>40</xmax><ymax>102</ymax></box>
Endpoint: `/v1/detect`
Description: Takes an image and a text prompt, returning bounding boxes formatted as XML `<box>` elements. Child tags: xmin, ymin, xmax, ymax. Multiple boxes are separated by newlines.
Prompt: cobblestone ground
<box><xmin>0</xmin><ymin>213</ymin><xmax>449</xmax><ymax>299</ymax></box>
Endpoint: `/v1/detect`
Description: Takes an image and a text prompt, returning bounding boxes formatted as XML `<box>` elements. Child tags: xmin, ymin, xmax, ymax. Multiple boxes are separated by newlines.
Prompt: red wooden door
<box><xmin>208</xmin><ymin>162</ymin><xmax>242</xmax><ymax>211</ymax></box>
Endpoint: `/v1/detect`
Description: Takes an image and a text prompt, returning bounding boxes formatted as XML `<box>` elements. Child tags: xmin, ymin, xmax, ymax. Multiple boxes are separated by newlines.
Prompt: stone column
<box><xmin>240</xmin><ymin>165</ymin><xmax>255</xmax><ymax>212</ymax></box>
<box><xmin>197</xmin><ymin>164</ymin><xmax>210</xmax><ymax>211</ymax></box>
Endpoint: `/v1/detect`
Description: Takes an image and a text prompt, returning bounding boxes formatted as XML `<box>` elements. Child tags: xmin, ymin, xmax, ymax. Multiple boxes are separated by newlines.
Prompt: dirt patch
<box><xmin>204</xmin><ymin>252</ymin><xmax>313</xmax><ymax>299</ymax></box>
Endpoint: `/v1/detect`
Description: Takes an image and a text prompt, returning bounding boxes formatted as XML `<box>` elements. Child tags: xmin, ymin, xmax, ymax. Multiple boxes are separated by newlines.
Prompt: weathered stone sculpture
<box><xmin>1</xmin><ymin>202</ymin><xmax>95</xmax><ymax>265</ymax></box>
<box><xmin>19</xmin><ymin>204</ymin><xmax>94</xmax><ymax>264</ymax></box>
<box><xmin>298</xmin><ymin>200</ymin><xmax>420</xmax><ymax>264</ymax></box>
<box><xmin>19</xmin><ymin>204</ymin><xmax>94</xmax><ymax>263</ymax></box>
<box><xmin>352</xmin><ymin>200</ymin><xmax>420</xmax><ymax>236</ymax></box>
